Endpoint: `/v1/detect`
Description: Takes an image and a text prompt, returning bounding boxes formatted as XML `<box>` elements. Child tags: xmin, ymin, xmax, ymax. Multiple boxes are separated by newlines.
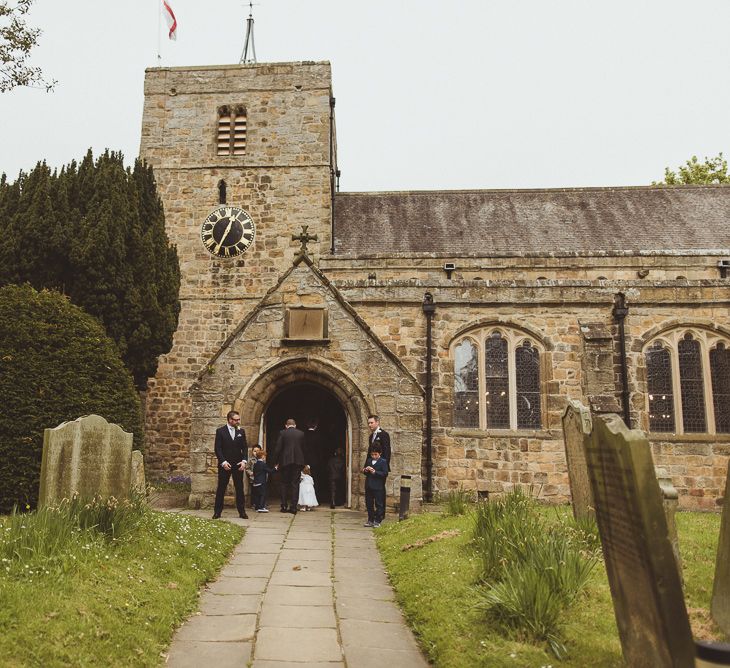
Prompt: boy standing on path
<box><xmin>362</xmin><ymin>444</ymin><xmax>388</xmax><ymax>527</ymax></box>
<box><xmin>252</xmin><ymin>449</ymin><xmax>275</xmax><ymax>512</ymax></box>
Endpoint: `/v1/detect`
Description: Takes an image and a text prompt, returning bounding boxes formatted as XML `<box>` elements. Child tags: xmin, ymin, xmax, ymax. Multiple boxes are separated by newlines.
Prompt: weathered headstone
<box><xmin>711</xmin><ymin>459</ymin><xmax>730</xmax><ymax>637</ymax></box>
<box><xmin>131</xmin><ymin>450</ymin><xmax>146</xmax><ymax>495</ymax></box>
<box><xmin>585</xmin><ymin>413</ymin><xmax>695</xmax><ymax>667</ymax></box>
<box><xmin>38</xmin><ymin>414</ymin><xmax>133</xmax><ymax>507</ymax></box>
<box><xmin>656</xmin><ymin>466</ymin><xmax>683</xmax><ymax>585</ymax></box>
<box><xmin>561</xmin><ymin>400</ymin><xmax>595</xmax><ymax>521</ymax></box>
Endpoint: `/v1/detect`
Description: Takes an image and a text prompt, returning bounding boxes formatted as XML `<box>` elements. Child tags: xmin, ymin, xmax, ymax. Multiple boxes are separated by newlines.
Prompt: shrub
<box><xmin>472</xmin><ymin>487</ymin><xmax>543</xmax><ymax>580</ymax></box>
<box><xmin>442</xmin><ymin>486</ymin><xmax>474</xmax><ymax>516</ymax></box>
<box><xmin>472</xmin><ymin>489</ymin><xmax>599</xmax><ymax>657</ymax></box>
<box><xmin>0</xmin><ymin>285</ymin><xmax>143</xmax><ymax>512</ymax></box>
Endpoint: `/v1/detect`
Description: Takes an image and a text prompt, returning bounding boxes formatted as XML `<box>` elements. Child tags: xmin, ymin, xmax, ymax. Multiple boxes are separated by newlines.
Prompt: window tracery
<box><xmin>453</xmin><ymin>327</ymin><xmax>543</xmax><ymax>430</ymax></box>
<box><xmin>644</xmin><ymin>328</ymin><xmax>730</xmax><ymax>434</ymax></box>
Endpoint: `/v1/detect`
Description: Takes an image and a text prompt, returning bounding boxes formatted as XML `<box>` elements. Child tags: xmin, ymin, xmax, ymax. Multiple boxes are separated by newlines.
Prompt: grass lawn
<box><xmin>376</xmin><ymin>506</ymin><xmax>721</xmax><ymax>668</ymax></box>
<box><xmin>0</xmin><ymin>509</ymin><xmax>243</xmax><ymax>667</ymax></box>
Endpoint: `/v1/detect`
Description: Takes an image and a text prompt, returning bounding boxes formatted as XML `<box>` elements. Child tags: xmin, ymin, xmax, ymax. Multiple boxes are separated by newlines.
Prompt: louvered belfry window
<box><xmin>217</xmin><ymin>105</ymin><xmax>247</xmax><ymax>156</ymax></box>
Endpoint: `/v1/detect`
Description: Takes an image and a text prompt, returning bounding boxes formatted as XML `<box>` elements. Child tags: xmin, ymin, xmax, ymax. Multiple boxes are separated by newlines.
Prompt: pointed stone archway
<box><xmin>231</xmin><ymin>355</ymin><xmax>373</xmax><ymax>509</ymax></box>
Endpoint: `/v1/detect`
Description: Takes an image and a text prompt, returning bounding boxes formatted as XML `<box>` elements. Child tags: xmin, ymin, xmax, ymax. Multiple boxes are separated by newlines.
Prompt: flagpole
<box><xmin>157</xmin><ymin>1</ymin><xmax>162</xmax><ymax>65</ymax></box>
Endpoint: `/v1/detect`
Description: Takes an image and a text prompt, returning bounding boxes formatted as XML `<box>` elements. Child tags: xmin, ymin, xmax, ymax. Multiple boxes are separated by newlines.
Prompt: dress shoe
<box><xmin>212</xmin><ymin>513</ymin><xmax>221</xmax><ymax>519</ymax></box>
<box><xmin>280</xmin><ymin>506</ymin><xmax>288</xmax><ymax>513</ymax></box>
<box><xmin>330</xmin><ymin>503</ymin><xmax>336</xmax><ymax>509</ymax></box>
<box><xmin>239</xmin><ymin>513</ymin><xmax>249</xmax><ymax>519</ymax></box>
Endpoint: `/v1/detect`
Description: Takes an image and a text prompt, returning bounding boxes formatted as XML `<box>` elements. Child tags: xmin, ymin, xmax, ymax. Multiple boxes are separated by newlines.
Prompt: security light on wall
<box><xmin>443</xmin><ymin>262</ymin><xmax>456</xmax><ymax>279</ymax></box>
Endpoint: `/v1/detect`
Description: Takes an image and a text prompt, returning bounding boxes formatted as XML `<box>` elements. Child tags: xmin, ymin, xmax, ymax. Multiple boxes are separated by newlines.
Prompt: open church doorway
<box><xmin>263</xmin><ymin>382</ymin><xmax>349</xmax><ymax>508</ymax></box>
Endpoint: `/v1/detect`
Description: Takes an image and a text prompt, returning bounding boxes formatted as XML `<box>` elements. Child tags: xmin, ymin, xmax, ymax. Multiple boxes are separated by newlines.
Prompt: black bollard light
<box><xmin>399</xmin><ymin>475</ymin><xmax>412</xmax><ymax>521</ymax></box>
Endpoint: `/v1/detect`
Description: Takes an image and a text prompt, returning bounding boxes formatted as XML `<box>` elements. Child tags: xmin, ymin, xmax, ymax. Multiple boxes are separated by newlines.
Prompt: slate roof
<box><xmin>333</xmin><ymin>186</ymin><xmax>730</xmax><ymax>256</ymax></box>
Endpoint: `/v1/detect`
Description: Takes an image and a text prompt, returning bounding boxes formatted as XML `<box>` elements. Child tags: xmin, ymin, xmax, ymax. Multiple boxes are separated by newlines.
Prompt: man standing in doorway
<box><xmin>213</xmin><ymin>410</ymin><xmax>248</xmax><ymax>519</ymax></box>
<box><xmin>275</xmin><ymin>418</ymin><xmax>306</xmax><ymax>513</ymax></box>
<box><xmin>366</xmin><ymin>414</ymin><xmax>391</xmax><ymax>472</ymax></box>
<box><xmin>304</xmin><ymin>416</ymin><xmax>325</xmax><ymax>500</ymax></box>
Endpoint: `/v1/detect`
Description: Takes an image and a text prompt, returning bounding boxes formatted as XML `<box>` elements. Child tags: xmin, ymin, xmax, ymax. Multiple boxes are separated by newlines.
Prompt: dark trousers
<box><xmin>365</xmin><ymin>486</ymin><xmax>385</xmax><ymax>523</ymax></box>
<box><xmin>329</xmin><ymin>477</ymin><xmax>339</xmax><ymax>506</ymax></box>
<box><xmin>252</xmin><ymin>482</ymin><xmax>267</xmax><ymax>510</ymax></box>
<box><xmin>214</xmin><ymin>466</ymin><xmax>246</xmax><ymax>516</ymax></box>
<box><xmin>280</xmin><ymin>464</ymin><xmax>303</xmax><ymax>510</ymax></box>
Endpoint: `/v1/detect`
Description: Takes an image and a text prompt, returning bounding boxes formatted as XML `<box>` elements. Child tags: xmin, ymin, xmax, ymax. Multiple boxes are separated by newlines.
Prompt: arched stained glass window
<box><xmin>516</xmin><ymin>340</ymin><xmax>541</xmax><ymax>429</ymax></box>
<box><xmin>485</xmin><ymin>332</ymin><xmax>510</xmax><ymax>428</ymax></box>
<box><xmin>678</xmin><ymin>333</ymin><xmax>706</xmax><ymax>432</ymax></box>
<box><xmin>646</xmin><ymin>342</ymin><xmax>674</xmax><ymax>433</ymax></box>
<box><xmin>452</xmin><ymin>327</ymin><xmax>545</xmax><ymax>430</ymax></box>
<box><xmin>454</xmin><ymin>339</ymin><xmax>479</xmax><ymax>427</ymax></box>
<box><xmin>710</xmin><ymin>343</ymin><xmax>730</xmax><ymax>434</ymax></box>
<box><xmin>644</xmin><ymin>328</ymin><xmax>730</xmax><ymax>435</ymax></box>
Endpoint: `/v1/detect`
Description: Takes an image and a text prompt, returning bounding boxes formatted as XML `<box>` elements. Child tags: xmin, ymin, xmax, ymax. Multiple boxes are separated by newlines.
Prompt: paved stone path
<box><xmin>165</xmin><ymin>509</ymin><xmax>428</xmax><ymax>667</ymax></box>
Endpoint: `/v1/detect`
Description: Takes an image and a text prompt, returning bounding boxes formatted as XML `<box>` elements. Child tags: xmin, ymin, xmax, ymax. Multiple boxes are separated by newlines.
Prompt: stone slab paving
<box><xmin>164</xmin><ymin>508</ymin><xmax>427</xmax><ymax>667</ymax></box>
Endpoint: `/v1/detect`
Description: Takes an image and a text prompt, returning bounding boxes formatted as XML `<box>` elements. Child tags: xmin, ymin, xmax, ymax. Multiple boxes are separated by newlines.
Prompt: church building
<box><xmin>139</xmin><ymin>60</ymin><xmax>730</xmax><ymax>511</ymax></box>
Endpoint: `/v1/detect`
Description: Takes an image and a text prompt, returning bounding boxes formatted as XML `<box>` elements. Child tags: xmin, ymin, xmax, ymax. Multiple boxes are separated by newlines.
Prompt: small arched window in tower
<box><xmin>217</xmin><ymin>105</ymin><xmax>247</xmax><ymax>156</ymax></box>
<box><xmin>218</xmin><ymin>179</ymin><xmax>227</xmax><ymax>204</ymax></box>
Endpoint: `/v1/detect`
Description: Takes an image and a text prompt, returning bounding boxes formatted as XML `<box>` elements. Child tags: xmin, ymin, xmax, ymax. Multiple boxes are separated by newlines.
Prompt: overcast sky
<box><xmin>1</xmin><ymin>1</ymin><xmax>729</xmax><ymax>191</ymax></box>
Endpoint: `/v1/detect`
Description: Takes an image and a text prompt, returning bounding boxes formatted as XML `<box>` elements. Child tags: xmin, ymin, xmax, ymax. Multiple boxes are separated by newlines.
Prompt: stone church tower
<box><xmin>140</xmin><ymin>62</ymin><xmax>337</xmax><ymax>476</ymax></box>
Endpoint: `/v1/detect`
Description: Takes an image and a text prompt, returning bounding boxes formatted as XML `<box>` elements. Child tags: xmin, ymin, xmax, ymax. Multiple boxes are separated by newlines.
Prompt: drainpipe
<box><xmin>612</xmin><ymin>292</ymin><xmax>631</xmax><ymax>427</ymax></box>
<box><xmin>329</xmin><ymin>95</ymin><xmax>335</xmax><ymax>254</ymax></box>
<box><xmin>422</xmin><ymin>292</ymin><xmax>436</xmax><ymax>502</ymax></box>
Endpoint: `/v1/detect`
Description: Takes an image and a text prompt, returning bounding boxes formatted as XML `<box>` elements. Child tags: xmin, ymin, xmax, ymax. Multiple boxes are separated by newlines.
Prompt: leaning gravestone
<box><xmin>711</xmin><ymin>459</ymin><xmax>730</xmax><ymax>637</ymax></box>
<box><xmin>131</xmin><ymin>450</ymin><xmax>146</xmax><ymax>494</ymax></box>
<box><xmin>561</xmin><ymin>400</ymin><xmax>595</xmax><ymax>521</ymax></box>
<box><xmin>585</xmin><ymin>413</ymin><xmax>695</xmax><ymax>667</ymax></box>
<box><xmin>39</xmin><ymin>414</ymin><xmax>133</xmax><ymax>507</ymax></box>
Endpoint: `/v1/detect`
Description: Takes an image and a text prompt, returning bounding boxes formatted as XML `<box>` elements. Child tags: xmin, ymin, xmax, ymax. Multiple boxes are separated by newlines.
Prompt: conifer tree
<box><xmin>0</xmin><ymin>150</ymin><xmax>180</xmax><ymax>388</ymax></box>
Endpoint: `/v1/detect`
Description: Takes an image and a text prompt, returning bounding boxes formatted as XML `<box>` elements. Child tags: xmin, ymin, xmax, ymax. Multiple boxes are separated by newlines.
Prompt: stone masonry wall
<box><xmin>188</xmin><ymin>261</ymin><xmax>423</xmax><ymax>509</ymax></box>
<box><xmin>329</xmin><ymin>266</ymin><xmax>730</xmax><ymax>510</ymax></box>
<box><xmin>139</xmin><ymin>63</ymin><xmax>334</xmax><ymax>478</ymax></box>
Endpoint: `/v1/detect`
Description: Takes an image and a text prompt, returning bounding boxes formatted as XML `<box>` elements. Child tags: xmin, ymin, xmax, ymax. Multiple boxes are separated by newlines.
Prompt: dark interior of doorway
<box><xmin>264</xmin><ymin>383</ymin><xmax>347</xmax><ymax>507</ymax></box>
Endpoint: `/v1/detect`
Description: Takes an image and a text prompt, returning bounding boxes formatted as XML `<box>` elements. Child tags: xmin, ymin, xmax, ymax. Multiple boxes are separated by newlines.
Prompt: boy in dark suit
<box><xmin>213</xmin><ymin>410</ymin><xmax>248</xmax><ymax>519</ymax></box>
<box><xmin>252</xmin><ymin>449</ymin><xmax>275</xmax><ymax>512</ymax></box>
<box><xmin>362</xmin><ymin>444</ymin><xmax>388</xmax><ymax>528</ymax></box>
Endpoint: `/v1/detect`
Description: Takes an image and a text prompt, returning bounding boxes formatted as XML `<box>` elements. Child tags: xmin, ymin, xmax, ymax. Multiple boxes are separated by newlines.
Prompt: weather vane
<box><xmin>240</xmin><ymin>1</ymin><xmax>258</xmax><ymax>64</ymax></box>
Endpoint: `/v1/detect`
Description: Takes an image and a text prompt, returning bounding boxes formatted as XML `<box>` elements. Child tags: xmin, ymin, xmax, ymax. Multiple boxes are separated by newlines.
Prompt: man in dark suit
<box><xmin>212</xmin><ymin>410</ymin><xmax>248</xmax><ymax>519</ymax></box>
<box><xmin>275</xmin><ymin>418</ymin><xmax>306</xmax><ymax>513</ymax></box>
<box><xmin>362</xmin><ymin>444</ymin><xmax>388</xmax><ymax>527</ymax></box>
<box><xmin>366</xmin><ymin>414</ymin><xmax>391</xmax><ymax>472</ymax></box>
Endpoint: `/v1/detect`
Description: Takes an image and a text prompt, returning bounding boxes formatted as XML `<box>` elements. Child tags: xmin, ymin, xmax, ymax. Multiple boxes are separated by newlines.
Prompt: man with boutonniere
<box><xmin>212</xmin><ymin>410</ymin><xmax>249</xmax><ymax>519</ymax></box>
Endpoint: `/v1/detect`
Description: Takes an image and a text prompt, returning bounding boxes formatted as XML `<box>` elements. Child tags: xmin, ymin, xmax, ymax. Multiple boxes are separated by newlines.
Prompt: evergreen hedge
<box><xmin>0</xmin><ymin>150</ymin><xmax>180</xmax><ymax>389</ymax></box>
<box><xmin>0</xmin><ymin>285</ymin><xmax>143</xmax><ymax>513</ymax></box>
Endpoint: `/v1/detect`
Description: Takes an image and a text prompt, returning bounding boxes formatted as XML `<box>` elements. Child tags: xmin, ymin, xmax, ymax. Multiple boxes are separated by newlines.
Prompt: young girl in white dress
<box><xmin>298</xmin><ymin>465</ymin><xmax>319</xmax><ymax>511</ymax></box>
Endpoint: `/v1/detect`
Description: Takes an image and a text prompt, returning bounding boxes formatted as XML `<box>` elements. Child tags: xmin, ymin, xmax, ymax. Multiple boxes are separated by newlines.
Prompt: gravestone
<box><xmin>38</xmin><ymin>414</ymin><xmax>133</xmax><ymax>507</ymax></box>
<box><xmin>131</xmin><ymin>450</ymin><xmax>146</xmax><ymax>495</ymax></box>
<box><xmin>711</xmin><ymin>459</ymin><xmax>730</xmax><ymax>637</ymax></box>
<box><xmin>585</xmin><ymin>413</ymin><xmax>695</xmax><ymax>667</ymax></box>
<box><xmin>561</xmin><ymin>400</ymin><xmax>595</xmax><ymax>521</ymax></box>
<box><xmin>656</xmin><ymin>466</ymin><xmax>683</xmax><ymax>585</ymax></box>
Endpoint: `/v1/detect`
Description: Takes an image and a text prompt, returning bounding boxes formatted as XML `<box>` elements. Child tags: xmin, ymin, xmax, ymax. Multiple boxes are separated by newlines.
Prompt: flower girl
<box><xmin>298</xmin><ymin>465</ymin><xmax>319</xmax><ymax>511</ymax></box>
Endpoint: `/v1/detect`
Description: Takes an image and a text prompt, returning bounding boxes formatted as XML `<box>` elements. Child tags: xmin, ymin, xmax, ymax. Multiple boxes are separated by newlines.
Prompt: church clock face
<box><xmin>200</xmin><ymin>206</ymin><xmax>256</xmax><ymax>258</ymax></box>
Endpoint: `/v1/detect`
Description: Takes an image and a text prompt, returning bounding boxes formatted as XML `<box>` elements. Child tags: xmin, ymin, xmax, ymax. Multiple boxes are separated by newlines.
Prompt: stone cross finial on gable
<box><xmin>292</xmin><ymin>225</ymin><xmax>318</xmax><ymax>255</ymax></box>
